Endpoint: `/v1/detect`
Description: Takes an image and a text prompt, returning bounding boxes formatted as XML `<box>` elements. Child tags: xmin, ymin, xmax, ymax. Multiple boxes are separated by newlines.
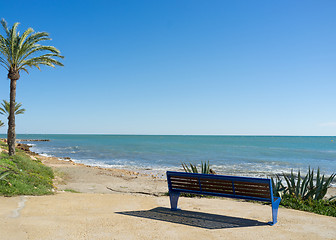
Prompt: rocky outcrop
<box><xmin>13</xmin><ymin>143</ymin><xmax>38</xmax><ymax>155</ymax></box>
<box><xmin>17</xmin><ymin>139</ymin><xmax>50</xmax><ymax>142</ymax></box>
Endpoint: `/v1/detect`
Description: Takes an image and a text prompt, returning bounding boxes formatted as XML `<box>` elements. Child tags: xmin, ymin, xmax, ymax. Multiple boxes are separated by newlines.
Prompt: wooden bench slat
<box><xmin>171</xmin><ymin>183</ymin><xmax>200</xmax><ymax>191</ymax></box>
<box><xmin>234</xmin><ymin>181</ymin><xmax>269</xmax><ymax>187</ymax></box>
<box><xmin>234</xmin><ymin>184</ymin><xmax>269</xmax><ymax>191</ymax></box>
<box><xmin>235</xmin><ymin>189</ymin><xmax>270</xmax><ymax>197</ymax></box>
<box><xmin>201</xmin><ymin>185</ymin><xmax>234</xmax><ymax>192</ymax></box>
<box><xmin>170</xmin><ymin>176</ymin><xmax>199</xmax><ymax>181</ymax></box>
<box><xmin>171</xmin><ymin>180</ymin><xmax>199</xmax><ymax>185</ymax></box>
<box><xmin>235</xmin><ymin>183</ymin><xmax>269</xmax><ymax>190</ymax></box>
<box><xmin>199</xmin><ymin>178</ymin><xmax>232</xmax><ymax>184</ymax></box>
<box><xmin>170</xmin><ymin>179</ymin><xmax>198</xmax><ymax>183</ymax></box>
<box><xmin>200</xmin><ymin>180</ymin><xmax>232</xmax><ymax>187</ymax></box>
<box><xmin>171</xmin><ymin>183</ymin><xmax>198</xmax><ymax>188</ymax></box>
<box><xmin>234</xmin><ymin>187</ymin><xmax>270</xmax><ymax>195</ymax></box>
<box><xmin>201</xmin><ymin>183</ymin><xmax>233</xmax><ymax>190</ymax></box>
<box><xmin>171</xmin><ymin>181</ymin><xmax>199</xmax><ymax>186</ymax></box>
<box><xmin>170</xmin><ymin>181</ymin><xmax>199</xmax><ymax>187</ymax></box>
<box><xmin>234</xmin><ymin>191</ymin><xmax>271</xmax><ymax>199</ymax></box>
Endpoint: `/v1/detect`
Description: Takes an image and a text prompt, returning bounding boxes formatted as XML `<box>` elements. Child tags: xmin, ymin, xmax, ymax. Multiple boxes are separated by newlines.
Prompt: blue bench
<box><xmin>166</xmin><ymin>171</ymin><xmax>281</xmax><ymax>225</ymax></box>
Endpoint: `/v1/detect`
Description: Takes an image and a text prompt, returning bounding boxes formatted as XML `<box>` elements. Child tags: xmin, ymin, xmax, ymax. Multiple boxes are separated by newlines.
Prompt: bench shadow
<box><xmin>116</xmin><ymin>207</ymin><xmax>268</xmax><ymax>229</ymax></box>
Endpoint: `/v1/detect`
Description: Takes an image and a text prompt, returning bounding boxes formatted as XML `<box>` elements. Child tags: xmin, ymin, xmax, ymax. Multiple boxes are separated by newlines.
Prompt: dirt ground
<box><xmin>0</xmin><ymin>152</ymin><xmax>335</xmax><ymax>240</ymax></box>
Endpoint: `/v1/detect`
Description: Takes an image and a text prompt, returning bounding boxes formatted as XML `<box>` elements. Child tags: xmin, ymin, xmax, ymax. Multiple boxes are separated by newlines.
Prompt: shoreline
<box><xmin>21</xmin><ymin>143</ymin><xmax>169</xmax><ymax>195</ymax></box>
<box><xmin>13</xmin><ymin>141</ymin><xmax>336</xmax><ymax>198</ymax></box>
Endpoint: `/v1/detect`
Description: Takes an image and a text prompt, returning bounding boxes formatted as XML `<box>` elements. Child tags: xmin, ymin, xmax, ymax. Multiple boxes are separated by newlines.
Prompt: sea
<box><xmin>3</xmin><ymin>134</ymin><xmax>336</xmax><ymax>179</ymax></box>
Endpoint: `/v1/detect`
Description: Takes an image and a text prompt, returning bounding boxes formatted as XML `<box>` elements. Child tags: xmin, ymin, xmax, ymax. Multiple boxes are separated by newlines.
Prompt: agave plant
<box><xmin>271</xmin><ymin>175</ymin><xmax>286</xmax><ymax>197</ymax></box>
<box><xmin>314</xmin><ymin>168</ymin><xmax>336</xmax><ymax>200</ymax></box>
<box><xmin>279</xmin><ymin>167</ymin><xmax>335</xmax><ymax>200</ymax></box>
<box><xmin>182</xmin><ymin>161</ymin><xmax>215</xmax><ymax>174</ymax></box>
<box><xmin>182</xmin><ymin>162</ymin><xmax>198</xmax><ymax>173</ymax></box>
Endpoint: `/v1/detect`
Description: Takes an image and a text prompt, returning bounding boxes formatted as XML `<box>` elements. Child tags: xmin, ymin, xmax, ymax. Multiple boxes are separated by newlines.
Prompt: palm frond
<box><xmin>17</xmin><ymin>32</ymin><xmax>51</xmax><ymax>59</ymax></box>
<box><xmin>19</xmin><ymin>47</ymin><xmax>63</xmax><ymax>66</ymax></box>
<box><xmin>22</xmin><ymin>55</ymin><xmax>64</xmax><ymax>69</ymax></box>
<box><xmin>0</xmin><ymin>19</ymin><xmax>63</xmax><ymax>74</ymax></box>
<box><xmin>20</xmin><ymin>66</ymin><xmax>29</xmax><ymax>74</ymax></box>
<box><xmin>0</xmin><ymin>100</ymin><xmax>25</xmax><ymax>116</ymax></box>
<box><xmin>0</xmin><ymin>56</ymin><xmax>9</xmax><ymax>69</ymax></box>
<box><xmin>9</xmin><ymin>22</ymin><xmax>20</xmax><ymax>65</ymax></box>
<box><xmin>18</xmin><ymin>27</ymin><xmax>34</xmax><ymax>48</ymax></box>
<box><xmin>1</xmin><ymin>19</ymin><xmax>10</xmax><ymax>37</ymax></box>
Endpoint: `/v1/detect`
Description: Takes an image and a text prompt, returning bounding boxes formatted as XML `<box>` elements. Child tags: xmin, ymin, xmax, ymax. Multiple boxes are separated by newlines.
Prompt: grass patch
<box><xmin>0</xmin><ymin>149</ymin><xmax>54</xmax><ymax>196</ymax></box>
<box><xmin>280</xmin><ymin>194</ymin><xmax>336</xmax><ymax>217</ymax></box>
<box><xmin>63</xmin><ymin>189</ymin><xmax>80</xmax><ymax>193</ymax></box>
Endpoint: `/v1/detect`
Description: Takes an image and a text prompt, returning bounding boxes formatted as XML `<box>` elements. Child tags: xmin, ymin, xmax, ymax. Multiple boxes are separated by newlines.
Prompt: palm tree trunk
<box><xmin>8</xmin><ymin>79</ymin><xmax>17</xmax><ymax>156</ymax></box>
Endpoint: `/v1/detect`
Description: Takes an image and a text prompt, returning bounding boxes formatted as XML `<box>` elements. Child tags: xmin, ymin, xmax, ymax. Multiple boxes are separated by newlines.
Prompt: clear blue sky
<box><xmin>0</xmin><ymin>0</ymin><xmax>335</xmax><ymax>135</ymax></box>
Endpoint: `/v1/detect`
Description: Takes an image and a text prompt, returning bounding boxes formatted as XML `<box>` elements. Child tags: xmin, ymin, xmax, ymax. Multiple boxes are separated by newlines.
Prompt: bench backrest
<box><xmin>167</xmin><ymin>171</ymin><xmax>274</xmax><ymax>202</ymax></box>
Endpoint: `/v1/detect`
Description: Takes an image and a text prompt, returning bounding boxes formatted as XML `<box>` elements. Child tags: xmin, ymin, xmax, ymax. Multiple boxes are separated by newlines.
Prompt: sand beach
<box><xmin>0</xmin><ymin>147</ymin><xmax>335</xmax><ymax>240</ymax></box>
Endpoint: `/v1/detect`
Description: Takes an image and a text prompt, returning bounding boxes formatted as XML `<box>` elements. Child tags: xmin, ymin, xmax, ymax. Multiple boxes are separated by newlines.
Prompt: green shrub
<box><xmin>0</xmin><ymin>150</ymin><xmax>54</xmax><ymax>196</ymax></box>
<box><xmin>280</xmin><ymin>194</ymin><xmax>336</xmax><ymax>217</ymax></box>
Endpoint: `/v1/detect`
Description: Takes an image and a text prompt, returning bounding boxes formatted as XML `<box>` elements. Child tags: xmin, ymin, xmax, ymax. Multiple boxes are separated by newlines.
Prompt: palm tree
<box><xmin>0</xmin><ymin>19</ymin><xmax>64</xmax><ymax>155</ymax></box>
<box><xmin>0</xmin><ymin>121</ymin><xmax>4</xmax><ymax>128</ymax></box>
<box><xmin>0</xmin><ymin>100</ymin><xmax>25</xmax><ymax>116</ymax></box>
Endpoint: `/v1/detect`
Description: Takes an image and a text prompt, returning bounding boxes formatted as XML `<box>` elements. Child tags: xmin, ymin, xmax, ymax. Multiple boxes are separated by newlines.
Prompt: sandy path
<box><xmin>1</xmin><ymin>192</ymin><xmax>335</xmax><ymax>240</ymax></box>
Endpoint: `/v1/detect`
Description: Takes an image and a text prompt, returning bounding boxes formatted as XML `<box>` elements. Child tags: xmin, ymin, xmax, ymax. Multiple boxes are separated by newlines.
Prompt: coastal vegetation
<box><xmin>280</xmin><ymin>194</ymin><xmax>336</xmax><ymax>217</ymax></box>
<box><xmin>182</xmin><ymin>161</ymin><xmax>215</xmax><ymax>174</ymax></box>
<box><xmin>0</xmin><ymin>18</ymin><xmax>64</xmax><ymax>156</ymax></box>
<box><xmin>271</xmin><ymin>168</ymin><xmax>336</xmax><ymax>217</ymax></box>
<box><xmin>272</xmin><ymin>167</ymin><xmax>335</xmax><ymax>200</ymax></box>
<box><xmin>64</xmin><ymin>189</ymin><xmax>80</xmax><ymax>193</ymax></box>
<box><xmin>0</xmin><ymin>142</ymin><xmax>54</xmax><ymax>196</ymax></box>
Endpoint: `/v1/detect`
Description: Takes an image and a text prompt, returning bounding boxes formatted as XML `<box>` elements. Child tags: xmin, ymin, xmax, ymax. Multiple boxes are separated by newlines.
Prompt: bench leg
<box><xmin>269</xmin><ymin>197</ymin><xmax>281</xmax><ymax>226</ymax></box>
<box><xmin>169</xmin><ymin>191</ymin><xmax>180</xmax><ymax>210</ymax></box>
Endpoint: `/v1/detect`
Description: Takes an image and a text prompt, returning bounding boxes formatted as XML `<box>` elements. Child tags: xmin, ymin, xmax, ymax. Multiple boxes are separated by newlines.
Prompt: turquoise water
<box><xmin>6</xmin><ymin>134</ymin><xmax>336</xmax><ymax>177</ymax></box>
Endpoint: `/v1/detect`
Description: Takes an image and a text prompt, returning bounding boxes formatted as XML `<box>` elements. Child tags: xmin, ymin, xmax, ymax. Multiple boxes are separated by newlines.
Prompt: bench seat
<box><xmin>166</xmin><ymin>171</ymin><xmax>281</xmax><ymax>225</ymax></box>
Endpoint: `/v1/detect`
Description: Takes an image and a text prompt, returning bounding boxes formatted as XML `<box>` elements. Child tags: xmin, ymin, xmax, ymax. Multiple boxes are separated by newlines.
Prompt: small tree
<box><xmin>0</xmin><ymin>19</ymin><xmax>63</xmax><ymax>155</ymax></box>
